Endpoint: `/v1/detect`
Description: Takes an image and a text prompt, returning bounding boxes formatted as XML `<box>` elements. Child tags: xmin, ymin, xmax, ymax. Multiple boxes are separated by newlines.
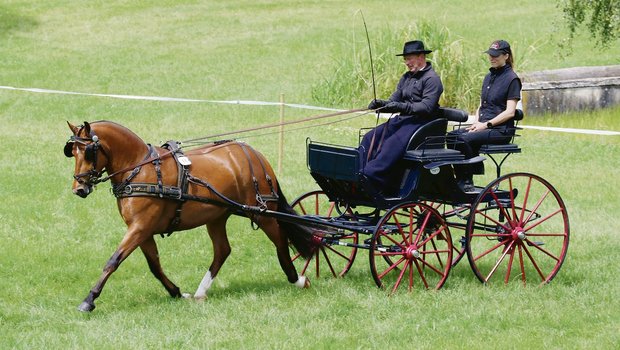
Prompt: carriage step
<box><xmin>527</xmin><ymin>241</ymin><xmax>544</xmax><ymax>246</ymax></box>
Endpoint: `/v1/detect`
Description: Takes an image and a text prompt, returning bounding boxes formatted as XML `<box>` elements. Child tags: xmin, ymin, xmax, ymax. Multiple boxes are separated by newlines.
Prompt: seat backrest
<box><xmin>439</xmin><ymin>107</ymin><xmax>469</xmax><ymax>122</ymax></box>
<box><xmin>406</xmin><ymin>118</ymin><xmax>448</xmax><ymax>150</ymax></box>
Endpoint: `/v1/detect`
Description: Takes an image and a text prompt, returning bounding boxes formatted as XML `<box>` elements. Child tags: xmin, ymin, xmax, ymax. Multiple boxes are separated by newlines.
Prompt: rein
<box><xmin>71</xmin><ymin>108</ymin><xmax>372</xmax><ymax>187</ymax></box>
<box><xmin>96</xmin><ymin>148</ymin><xmax>174</xmax><ymax>185</ymax></box>
<box><xmin>181</xmin><ymin>107</ymin><xmax>368</xmax><ymax>145</ymax></box>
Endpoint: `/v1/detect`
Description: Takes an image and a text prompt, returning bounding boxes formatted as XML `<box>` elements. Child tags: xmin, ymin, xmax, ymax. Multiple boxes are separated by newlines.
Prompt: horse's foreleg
<box><xmin>194</xmin><ymin>219</ymin><xmax>231</xmax><ymax>299</ymax></box>
<box><xmin>140</xmin><ymin>236</ymin><xmax>185</xmax><ymax>298</ymax></box>
<box><xmin>77</xmin><ymin>228</ymin><xmax>147</xmax><ymax>312</ymax></box>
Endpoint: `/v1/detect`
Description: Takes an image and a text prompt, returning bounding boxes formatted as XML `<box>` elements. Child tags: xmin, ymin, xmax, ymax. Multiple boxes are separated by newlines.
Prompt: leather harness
<box><xmin>112</xmin><ymin>140</ymin><xmax>278</xmax><ymax>236</ymax></box>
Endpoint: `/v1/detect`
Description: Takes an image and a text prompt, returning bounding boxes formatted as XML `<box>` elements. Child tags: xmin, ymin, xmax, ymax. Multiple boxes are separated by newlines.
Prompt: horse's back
<box><xmin>184</xmin><ymin>142</ymin><xmax>277</xmax><ymax>204</ymax></box>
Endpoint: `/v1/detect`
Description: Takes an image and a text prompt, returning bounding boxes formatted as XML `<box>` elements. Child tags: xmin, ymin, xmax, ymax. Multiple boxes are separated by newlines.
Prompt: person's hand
<box><xmin>382</xmin><ymin>101</ymin><xmax>404</xmax><ymax>113</ymax></box>
<box><xmin>368</xmin><ymin>99</ymin><xmax>389</xmax><ymax>110</ymax></box>
<box><xmin>466</xmin><ymin>122</ymin><xmax>487</xmax><ymax>132</ymax></box>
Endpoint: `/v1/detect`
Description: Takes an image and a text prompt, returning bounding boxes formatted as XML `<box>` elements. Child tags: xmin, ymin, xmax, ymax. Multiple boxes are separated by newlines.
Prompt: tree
<box><xmin>559</xmin><ymin>0</ymin><xmax>620</xmax><ymax>49</ymax></box>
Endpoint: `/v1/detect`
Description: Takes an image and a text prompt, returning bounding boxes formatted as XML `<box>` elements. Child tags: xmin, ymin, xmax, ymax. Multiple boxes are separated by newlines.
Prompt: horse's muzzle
<box><xmin>74</xmin><ymin>185</ymin><xmax>92</xmax><ymax>198</ymax></box>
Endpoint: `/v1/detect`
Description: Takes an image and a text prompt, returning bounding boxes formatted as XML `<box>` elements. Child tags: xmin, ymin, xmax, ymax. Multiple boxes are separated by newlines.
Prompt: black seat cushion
<box><xmin>479</xmin><ymin>144</ymin><xmax>521</xmax><ymax>154</ymax></box>
<box><xmin>404</xmin><ymin>148</ymin><xmax>465</xmax><ymax>162</ymax></box>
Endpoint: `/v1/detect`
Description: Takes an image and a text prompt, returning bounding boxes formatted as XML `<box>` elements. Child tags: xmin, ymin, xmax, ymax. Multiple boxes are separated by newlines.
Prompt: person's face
<box><xmin>488</xmin><ymin>53</ymin><xmax>509</xmax><ymax>68</ymax></box>
<box><xmin>403</xmin><ymin>53</ymin><xmax>426</xmax><ymax>73</ymax></box>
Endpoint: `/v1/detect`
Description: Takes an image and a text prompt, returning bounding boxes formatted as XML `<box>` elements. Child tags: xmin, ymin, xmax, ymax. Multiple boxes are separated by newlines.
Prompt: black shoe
<box><xmin>457</xmin><ymin>179</ymin><xmax>475</xmax><ymax>193</ymax></box>
<box><xmin>360</xmin><ymin>174</ymin><xmax>384</xmax><ymax>200</ymax></box>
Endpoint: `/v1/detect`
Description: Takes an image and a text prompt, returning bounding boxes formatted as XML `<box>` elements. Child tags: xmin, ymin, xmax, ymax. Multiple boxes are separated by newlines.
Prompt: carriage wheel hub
<box><xmin>513</xmin><ymin>228</ymin><xmax>526</xmax><ymax>240</ymax></box>
<box><xmin>310</xmin><ymin>234</ymin><xmax>323</xmax><ymax>245</ymax></box>
<box><xmin>405</xmin><ymin>246</ymin><xmax>420</xmax><ymax>260</ymax></box>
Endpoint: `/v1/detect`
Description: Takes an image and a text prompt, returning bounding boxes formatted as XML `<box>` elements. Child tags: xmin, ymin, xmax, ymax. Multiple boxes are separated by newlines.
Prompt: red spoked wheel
<box><xmin>290</xmin><ymin>190</ymin><xmax>358</xmax><ymax>278</ymax></box>
<box><xmin>466</xmin><ymin>173</ymin><xmax>570</xmax><ymax>285</ymax></box>
<box><xmin>370</xmin><ymin>202</ymin><xmax>453</xmax><ymax>294</ymax></box>
<box><xmin>423</xmin><ymin>201</ymin><xmax>469</xmax><ymax>267</ymax></box>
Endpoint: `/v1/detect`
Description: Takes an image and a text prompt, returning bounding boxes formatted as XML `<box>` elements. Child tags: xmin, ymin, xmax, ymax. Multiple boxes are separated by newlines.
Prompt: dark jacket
<box><xmin>388</xmin><ymin>62</ymin><xmax>443</xmax><ymax>118</ymax></box>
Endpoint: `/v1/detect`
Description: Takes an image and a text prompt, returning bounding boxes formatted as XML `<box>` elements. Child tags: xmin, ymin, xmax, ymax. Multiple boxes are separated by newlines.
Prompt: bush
<box><xmin>312</xmin><ymin>22</ymin><xmax>487</xmax><ymax>113</ymax></box>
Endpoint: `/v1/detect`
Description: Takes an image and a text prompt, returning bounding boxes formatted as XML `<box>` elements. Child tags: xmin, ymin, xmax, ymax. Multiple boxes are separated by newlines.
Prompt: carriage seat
<box><xmin>479</xmin><ymin>109</ymin><xmax>524</xmax><ymax>177</ymax></box>
<box><xmin>479</xmin><ymin>109</ymin><xmax>523</xmax><ymax>153</ymax></box>
<box><xmin>403</xmin><ymin>107</ymin><xmax>469</xmax><ymax>163</ymax></box>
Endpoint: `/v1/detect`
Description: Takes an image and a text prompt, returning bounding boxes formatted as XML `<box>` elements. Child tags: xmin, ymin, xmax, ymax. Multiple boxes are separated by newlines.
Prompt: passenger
<box><xmin>362</xmin><ymin>40</ymin><xmax>444</xmax><ymax>193</ymax></box>
<box><xmin>449</xmin><ymin>39</ymin><xmax>522</xmax><ymax>192</ymax></box>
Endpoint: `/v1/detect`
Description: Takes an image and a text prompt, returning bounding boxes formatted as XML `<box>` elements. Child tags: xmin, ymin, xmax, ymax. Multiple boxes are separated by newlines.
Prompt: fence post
<box><xmin>278</xmin><ymin>93</ymin><xmax>285</xmax><ymax>175</ymax></box>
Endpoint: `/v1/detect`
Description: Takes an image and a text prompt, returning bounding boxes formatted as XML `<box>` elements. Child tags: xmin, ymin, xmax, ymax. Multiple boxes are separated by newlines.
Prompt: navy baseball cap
<box><xmin>484</xmin><ymin>40</ymin><xmax>511</xmax><ymax>56</ymax></box>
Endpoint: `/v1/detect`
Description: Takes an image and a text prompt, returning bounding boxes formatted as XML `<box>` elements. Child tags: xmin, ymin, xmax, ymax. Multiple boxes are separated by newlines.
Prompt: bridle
<box><xmin>64</xmin><ymin>126</ymin><xmax>108</xmax><ymax>187</ymax></box>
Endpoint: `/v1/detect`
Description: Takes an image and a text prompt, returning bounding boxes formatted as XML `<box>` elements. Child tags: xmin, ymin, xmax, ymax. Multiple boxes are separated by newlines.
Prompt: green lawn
<box><xmin>1</xmin><ymin>1</ymin><xmax>619</xmax><ymax>349</ymax></box>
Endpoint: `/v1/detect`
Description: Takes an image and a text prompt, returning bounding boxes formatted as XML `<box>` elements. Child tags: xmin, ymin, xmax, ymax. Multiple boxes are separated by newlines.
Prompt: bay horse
<box><xmin>64</xmin><ymin>120</ymin><xmax>314</xmax><ymax>312</ymax></box>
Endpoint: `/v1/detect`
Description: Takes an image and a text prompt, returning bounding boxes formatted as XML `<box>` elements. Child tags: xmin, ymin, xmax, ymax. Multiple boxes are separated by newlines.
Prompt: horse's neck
<box><xmin>99</xmin><ymin>124</ymin><xmax>149</xmax><ymax>172</ymax></box>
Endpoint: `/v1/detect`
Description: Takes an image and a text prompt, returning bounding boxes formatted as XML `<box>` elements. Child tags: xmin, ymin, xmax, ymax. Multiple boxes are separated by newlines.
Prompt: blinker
<box><xmin>85</xmin><ymin>143</ymin><xmax>97</xmax><ymax>162</ymax></box>
<box><xmin>64</xmin><ymin>142</ymin><xmax>74</xmax><ymax>158</ymax></box>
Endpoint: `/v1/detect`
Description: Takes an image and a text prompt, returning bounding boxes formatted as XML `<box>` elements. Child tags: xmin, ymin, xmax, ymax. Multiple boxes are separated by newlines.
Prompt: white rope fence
<box><xmin>2</xmin><ymin>84</ymin><xmax>619</xmax><ymax>136</ymax></box>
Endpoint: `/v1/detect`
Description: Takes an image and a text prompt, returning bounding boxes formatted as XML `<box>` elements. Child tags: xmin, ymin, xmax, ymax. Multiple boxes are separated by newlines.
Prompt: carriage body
<box><xmin>307</xmin><ymin>108</ymin><xmax>485</xmax><ymax>208</ymax></box>
<box><xmin>291</xmin><ymin>107</ymin><xmax>570</xmax><ymax>293</ymax></box>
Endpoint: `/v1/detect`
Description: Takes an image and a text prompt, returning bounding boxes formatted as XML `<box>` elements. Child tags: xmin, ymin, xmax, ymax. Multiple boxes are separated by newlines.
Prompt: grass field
<box><xmin>1</xmin><ymin>1</ymin><xmax>619</xmax><ymax>349</ymax></box>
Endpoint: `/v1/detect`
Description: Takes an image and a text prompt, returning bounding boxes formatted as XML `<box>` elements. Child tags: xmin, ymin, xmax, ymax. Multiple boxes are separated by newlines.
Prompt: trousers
<box><xmin>360</xmin><ymin>116</ymin><xmax>426</xmax><ymax>188</ymax></box>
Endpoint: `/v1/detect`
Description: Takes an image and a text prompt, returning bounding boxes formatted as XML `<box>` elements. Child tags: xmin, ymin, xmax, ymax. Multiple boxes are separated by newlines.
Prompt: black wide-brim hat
<box><xmin>396</xmin><ymin>40</ymin><xmax>433</xmax><ymax>56</ymax></box>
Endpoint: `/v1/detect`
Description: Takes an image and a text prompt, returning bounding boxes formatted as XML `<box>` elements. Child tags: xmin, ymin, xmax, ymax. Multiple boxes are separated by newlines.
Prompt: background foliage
<box><xmin>311</xmin><ymin>21</ymin><xmax>490</xmax><ymax>112</ymax></box>
<box><xmin>1</xmin><ymin>1</ymin><xmax>619</xmax><ymax>349</ymax></box>
<box><xmin>559</xmin><ymin>0</ymin><xmax>620</xmax><ymax>49</ymax></box>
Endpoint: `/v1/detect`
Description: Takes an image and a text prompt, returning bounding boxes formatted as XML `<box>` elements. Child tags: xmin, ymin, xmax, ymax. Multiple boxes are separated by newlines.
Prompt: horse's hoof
<box><xmin>77</xmin><ymin>301</ymin><xmax>95</xmax><ymax>312</ymax></box>
<box><xmin>181</xmin><ymin>293</ymin><xmax>193</xmax><ymax>299</ymax></box>
<box><xmin>294</xmin><ymin>275</ymin><xmax>310</xmax><ymax>289</ymax></box>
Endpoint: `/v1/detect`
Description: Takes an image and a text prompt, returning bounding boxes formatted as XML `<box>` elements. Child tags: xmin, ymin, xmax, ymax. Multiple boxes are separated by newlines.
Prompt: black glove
<box><xmin>382</xmin><ymin>101</ymin><xmax>404</xmax><ymax>114</ymax></box>
<box><xmin>368</xmin><ymin>99</ymin><xmax>389</xmax><ymax>110</ymax></box>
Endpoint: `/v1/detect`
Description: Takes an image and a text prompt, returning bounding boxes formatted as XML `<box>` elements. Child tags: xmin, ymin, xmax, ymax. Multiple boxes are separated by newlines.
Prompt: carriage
<box><xmin>65</xmin><ymin>106</ymin><xmax>569</xmax><ymax>312</ymax></box>
<box><xmin>283</xmin><ymin>107</ymin><xmax>570</xmax><ymax>293</ymax></box>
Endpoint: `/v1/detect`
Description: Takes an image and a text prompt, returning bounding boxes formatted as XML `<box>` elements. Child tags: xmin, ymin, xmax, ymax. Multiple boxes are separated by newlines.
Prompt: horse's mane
<box><xmin>89</xmin><ymin>120</ymin><xmax>144</xmax><ymax>142</ymax></box>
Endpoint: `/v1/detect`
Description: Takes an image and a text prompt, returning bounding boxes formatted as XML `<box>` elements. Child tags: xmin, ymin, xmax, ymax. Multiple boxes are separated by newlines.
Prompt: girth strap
<box><xmin>161</xmin><ymin>140</ymin><xmax>191</xmax><ymax>235</ymax></box>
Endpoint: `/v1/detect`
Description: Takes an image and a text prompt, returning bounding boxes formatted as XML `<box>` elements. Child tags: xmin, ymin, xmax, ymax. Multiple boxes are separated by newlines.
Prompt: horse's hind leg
<box><xmin>194</xmin><ymin>218</ymin><xmax>231</xmax><ymax>299</ymax></box>
<box><xmin>260</xmin><ymin>217</ymin><xmax>310</xmax><ymax>288</ymax></box>
<box><xmin>140</xmin><ymin>236</ymin><xmax>185</xmax><ymax>298</ymax></box>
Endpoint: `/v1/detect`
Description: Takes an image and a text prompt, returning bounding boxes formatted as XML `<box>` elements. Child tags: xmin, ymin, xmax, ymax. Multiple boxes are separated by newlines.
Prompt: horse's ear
<box><xmin>67</xmin><ymin>121</ymin><xmax>79</xmax><ymax>135</ymax></box>
<box><xmin>83</xmin><ymin>121</ymin><xmax>91</xmax><ymax>135</ymax></box>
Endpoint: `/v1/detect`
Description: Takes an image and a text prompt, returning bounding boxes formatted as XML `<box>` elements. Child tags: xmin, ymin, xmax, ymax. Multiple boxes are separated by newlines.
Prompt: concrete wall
<box><xmin>521</xmin><ymin>65</ymin><xmax>620</xmax><ymax>115</ymax></box>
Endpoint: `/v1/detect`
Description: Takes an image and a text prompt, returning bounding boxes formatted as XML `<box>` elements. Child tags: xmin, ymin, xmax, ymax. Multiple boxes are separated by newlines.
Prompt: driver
<box><xmin>361</xmin><ymin>40</ymin><xmax>444</xmax><ymax>193</ymax></box>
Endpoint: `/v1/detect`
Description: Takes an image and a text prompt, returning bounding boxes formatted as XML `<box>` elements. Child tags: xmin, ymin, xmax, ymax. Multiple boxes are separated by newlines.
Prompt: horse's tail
<box><xmin>276</xmin><ymin>186</ymin><xmax>315</xmax><ymax>259</ymax></box>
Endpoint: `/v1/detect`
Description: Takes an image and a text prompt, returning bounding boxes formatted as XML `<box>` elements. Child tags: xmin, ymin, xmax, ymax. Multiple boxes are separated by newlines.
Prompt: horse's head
<box><xmin>64</xmin><ymin>121</ymin><xmax>109</xmax><ymax>198</ymax></box>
